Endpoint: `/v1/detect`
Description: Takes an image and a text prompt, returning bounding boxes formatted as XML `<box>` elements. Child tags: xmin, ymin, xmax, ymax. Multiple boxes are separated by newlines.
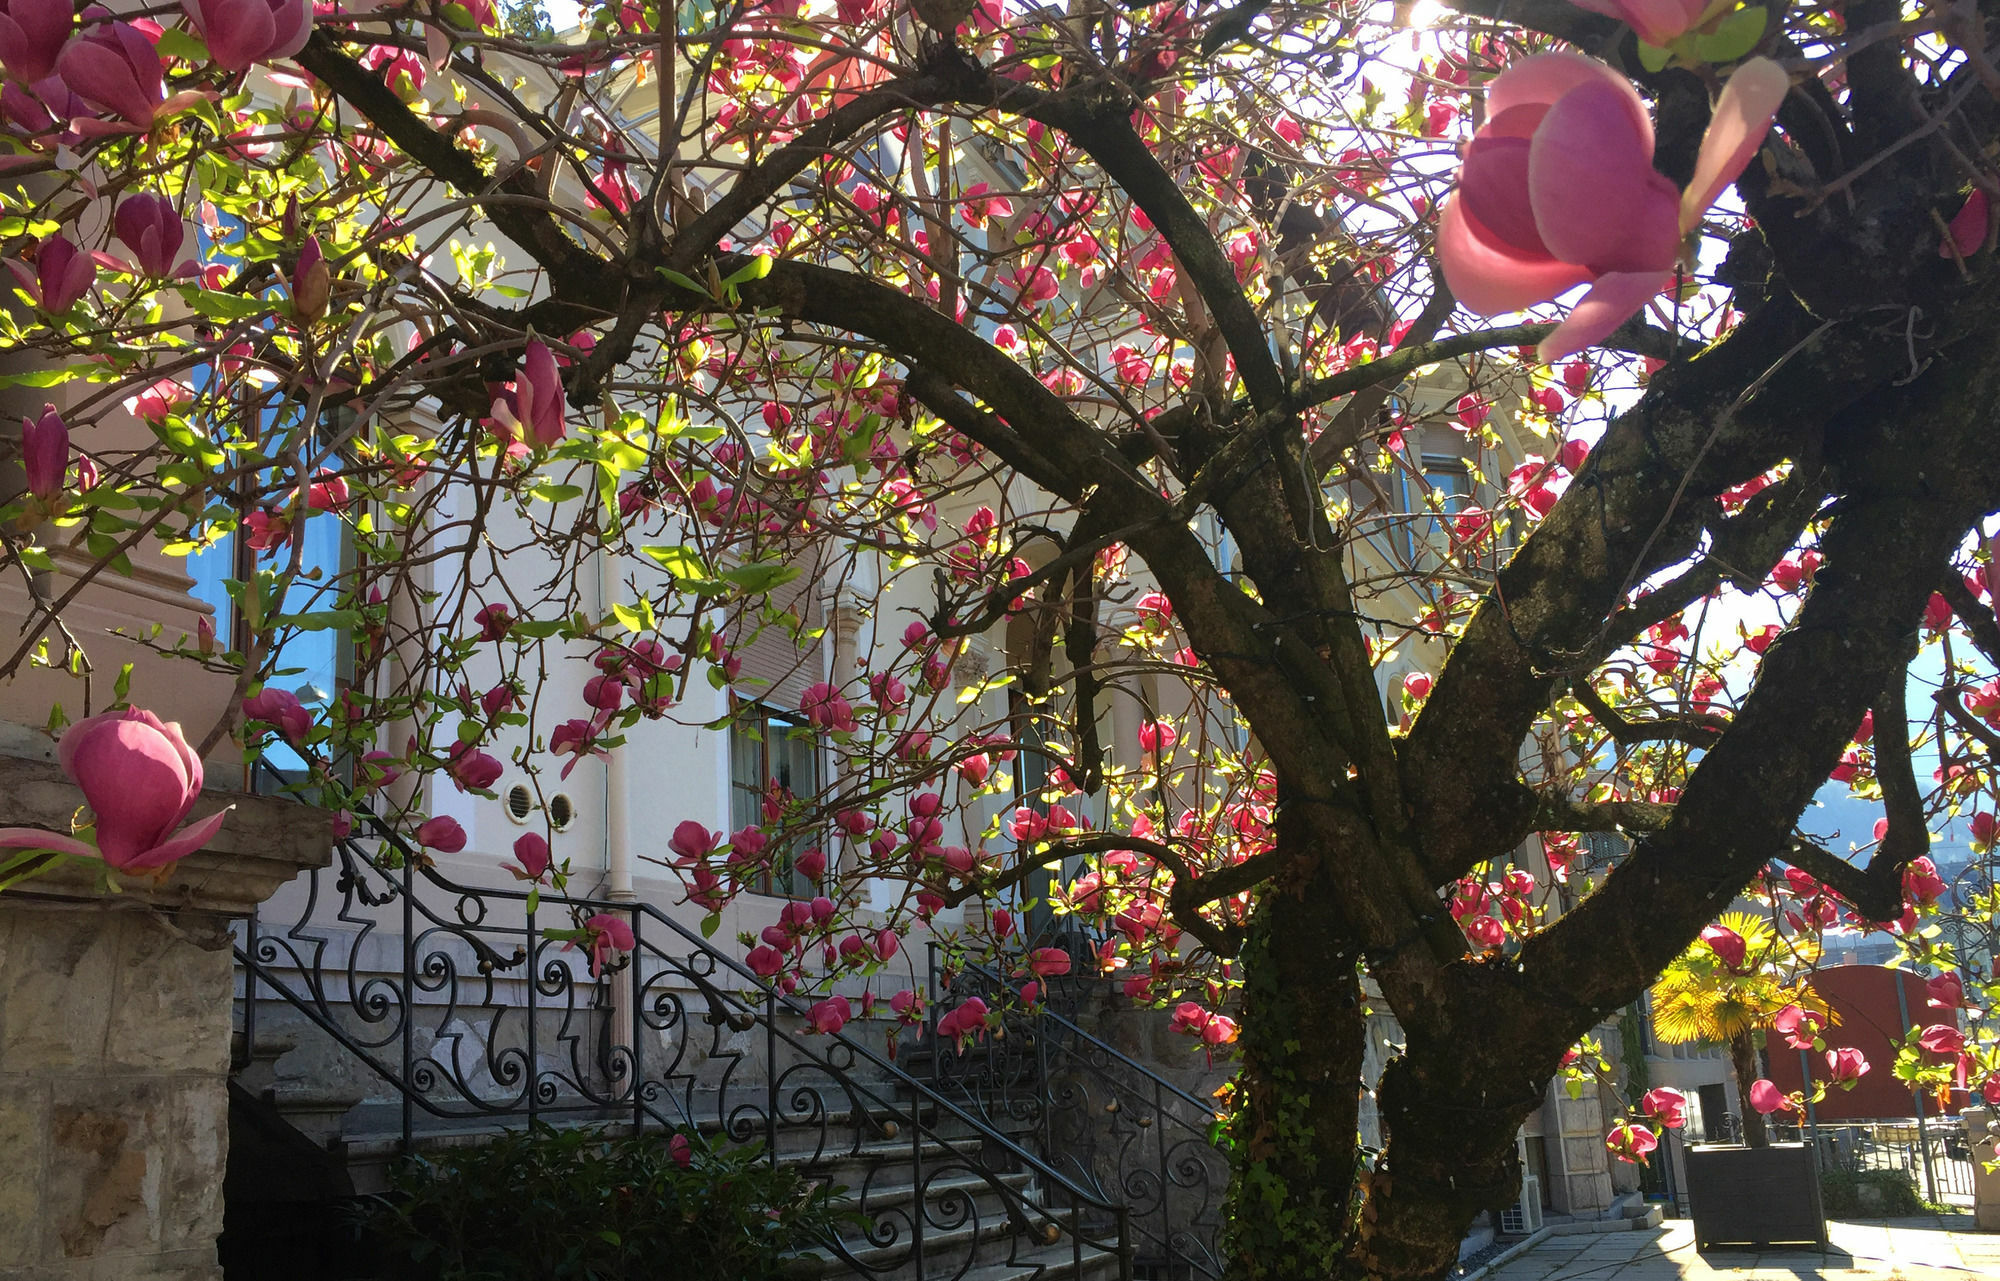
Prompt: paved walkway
<box><xmin>1481</xmin><ymin>1216</ymin><xmax>2000</xmax><ymax>1281</ymax></box>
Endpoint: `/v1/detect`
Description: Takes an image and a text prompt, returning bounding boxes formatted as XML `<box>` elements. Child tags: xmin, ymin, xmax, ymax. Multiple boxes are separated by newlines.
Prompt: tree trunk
<box><xmin>1221</xmin><ymin>864</ymin><xmax>1366</xmax><ymax>1281</ymax></box>
<box><xmin>1344</xmin><ymin>1053</ymin><xmax>1535</xmax><ymax>1281</ymax></box>
<box><xmin>1730</xmin><ymin>1030</ymin><xmax>1768</xmax><ymax>1147</ymax></box>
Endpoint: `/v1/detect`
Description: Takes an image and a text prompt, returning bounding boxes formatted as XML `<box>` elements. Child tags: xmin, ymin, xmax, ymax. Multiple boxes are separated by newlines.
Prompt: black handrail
<box><xmin>927</xmin><ymin>948</ymin><xmax>1230</xmax><ymax>1279</ymax></box>
<box><xmin>234</xmin><ymin>765</ymin><xmax>1132</xmax><ymax>1279</ymax></box>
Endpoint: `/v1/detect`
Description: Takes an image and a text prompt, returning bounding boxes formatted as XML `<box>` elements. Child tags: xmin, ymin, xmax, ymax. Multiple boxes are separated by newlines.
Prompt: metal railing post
<box><xmin>400</xmin><ymin>853</ymin><xmax>414</xmax><ymax>1150</ymax></box>
<box><xmin>631</xmin><ymin>910</ymin><xmax>644</xmax><ymax>1136</ymax></box>
<box><xmin>525</xmin><ymin>895</ymin><xmax>538</xmax><ymax>1130</ymax></box>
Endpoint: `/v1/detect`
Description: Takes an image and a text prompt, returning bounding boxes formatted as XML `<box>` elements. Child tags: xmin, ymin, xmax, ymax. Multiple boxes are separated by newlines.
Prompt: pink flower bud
<box><xmin>8</xmin><ymin>233</ymin><xmax>95</xmax><ymax>312</ymax></box>
<box><xmin>414</xmin><ymin>815</ymin><xmax>466</xmax><ymax>853</ymax></box>
<box><xmin>19</xmin><ymin>403</ymin><xmax>66</xmax><ymax>503</ymax></box>
<box><xmin>242</xmin><ymin>686</ymin><xmax>311</xmax><ymax>743</ymax></box>
<box><xmin>56</xmin><ymin>12</ymin><xmax>166</xmax><ymax>128</ymax></box>
<box><xmin>113</xmin><ymin>193</ymin><xmax>190</xmax><ymax>278</ymax></box>
<box><xmin>180</xmin><ymin>0</ymin><xmax>313</xmax><ymax>74</ymax></box>
<box><xmin>0</xmin><ymin>707</ymin><xmax>230</xmax><ymax>871</ymax></box>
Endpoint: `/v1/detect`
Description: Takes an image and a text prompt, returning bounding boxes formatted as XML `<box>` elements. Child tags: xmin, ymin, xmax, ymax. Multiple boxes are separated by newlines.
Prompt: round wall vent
<box><xmin>505</xmin><ymin>784</ymin><xmax>534</xmax><ymax>824</ymax></box>
<box><xmin>549</xmin><ymin>793</ymin><xmax>575</xmax><ymax>831</ymax></box>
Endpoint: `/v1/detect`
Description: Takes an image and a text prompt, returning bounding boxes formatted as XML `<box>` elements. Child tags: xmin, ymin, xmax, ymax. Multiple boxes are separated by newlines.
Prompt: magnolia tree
<box><xmin>5</xmin><ymin>0</ymin><xmax>2000</xmax><ymax>1277</ymax></box>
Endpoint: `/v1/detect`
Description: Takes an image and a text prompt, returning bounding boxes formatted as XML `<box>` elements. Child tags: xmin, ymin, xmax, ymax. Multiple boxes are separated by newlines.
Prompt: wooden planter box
<box><xmin>1685</xmin><ymin>1142</ymin><xmax>1826</xmax><ymax>1250</ymax></box>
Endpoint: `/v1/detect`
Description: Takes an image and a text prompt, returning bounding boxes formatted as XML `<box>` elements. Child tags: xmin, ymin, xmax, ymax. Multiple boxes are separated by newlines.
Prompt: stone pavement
<box><xmin>1479</xmin><ymin>1216</ymin><xmax>2000</xmax><ymax>1281</ymax></box>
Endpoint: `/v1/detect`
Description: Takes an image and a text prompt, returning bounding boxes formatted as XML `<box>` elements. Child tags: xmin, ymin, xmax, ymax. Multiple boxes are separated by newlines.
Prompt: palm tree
<box><xmin>1649</xmin><ymin>911</ymin><xmax>1825</xmax><ymax>1148</ymax></box>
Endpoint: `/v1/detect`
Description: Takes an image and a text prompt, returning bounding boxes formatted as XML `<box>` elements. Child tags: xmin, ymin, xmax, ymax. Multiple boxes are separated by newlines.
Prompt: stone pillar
<box><xmin>1967</xmin><ymin>1108</ymin><xmax>2000</xmax><ymax>1231</ymax></box>
<box><xmin>0</xmin><ymin>747</ymin><xmax>331</xmax><ymax>1280</ymax></box>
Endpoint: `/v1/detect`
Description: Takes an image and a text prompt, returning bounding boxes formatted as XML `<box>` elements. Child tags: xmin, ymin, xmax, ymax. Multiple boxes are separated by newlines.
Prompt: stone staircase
<box><xmin>225</xmin><ymin>998</ymin><xmax>1125</xmax><ymax>1281</ymax></box>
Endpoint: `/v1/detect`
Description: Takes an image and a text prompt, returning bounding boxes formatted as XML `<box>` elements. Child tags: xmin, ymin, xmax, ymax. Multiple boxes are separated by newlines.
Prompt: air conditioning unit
<box><xmin>1500</xmin><ymin>1135</ymin><xmax>1543</xmax><ymax>1235</ymax></box>
<box><xmin>1501</xmin><ymin>1178</ymin><xmax>1543</xmax><ymax>1235</ymax></box>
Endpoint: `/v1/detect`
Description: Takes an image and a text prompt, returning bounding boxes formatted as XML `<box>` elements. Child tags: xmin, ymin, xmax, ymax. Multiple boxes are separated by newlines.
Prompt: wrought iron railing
<box><xmin>233</xmin><ymin>780</ymin><xmax>1131</xmax><ymax>1280</ymax></box>
<box><xmin>925</xmin><ymin>948</ymin><xmax>1230</xmax><ymax>1280</ymax></box>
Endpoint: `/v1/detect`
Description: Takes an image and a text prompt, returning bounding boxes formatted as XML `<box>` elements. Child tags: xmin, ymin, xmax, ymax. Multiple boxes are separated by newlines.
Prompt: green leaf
<box><xmin>1635</xmin><ymin>38</ymin><xmax>1672</xmax><ymax>73</ymax></box>
<box><xmin>275</xmin><ymin>609</ymin><xmax>360</xmax><ymax>632</ymax></box>
<box><xmin>1693</xmin><ymin>7</ymin><xmax>1767</xmax><ymax>65</ymax></box>
<box><xmin>700</xmin><ymin>912</ymin><xmax>721</xmax><ymax>938</ymax></box>
<box><xmin>113</xmin><ymin>663</ymin><xmax>133</xmax><ymax>702</ymax></box>
<box><xmin>154</xmin><ymin>28</ymin><xmax>212</xmax><ymax>64</ymax></box>
<box><xmin>525</xmin><ymin>887</ymin><xmax>540</xmax><ymax>913</ymax></box>
<box><xmin>656</xmin><ymin>267</ymin><xmax>707</xmax><ymax>294</ymax></box>
<box><xmin>16</xmin><ymin>545</ymin><xmax>52</xmax><ymax>572</ymax></box>
<box><xmin>0</xmin><ymin>369</ymin><xmax>80</xmax><ymax>389</ymax></box>
<box><xmin>721</xmin><ymin>562</ymin><xmax>800</xmax><ymax>595</ymax></box>
<box><xmin>528</xmin><ymin>482</ymin><xmax>585</xmax><ymax>504</ymax></box>
<box><xmin>641</xmin><ymin>544</ymin><xmax>708</xmax><ymax>579</ymax></box>
<box><xmin>183</xmin><ymin>289</ymin><xmax>269</xmax><ymax>321</ymax></box>
<box><xmin>719</xmin><ymin>255</ymin><xmax>774</xmax><ymax>290</ymax></box>
<box><xmin>456</xmin><ymin>720</ymin><xmax>482</xmax><ymax>745</ymax></box>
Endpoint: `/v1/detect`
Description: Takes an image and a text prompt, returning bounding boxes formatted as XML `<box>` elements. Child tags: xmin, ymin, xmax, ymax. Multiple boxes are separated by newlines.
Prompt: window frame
<box><xmin>727</xmin><ymin>702</ymin><xmax>825</xmax><ymax>900</ymax></box>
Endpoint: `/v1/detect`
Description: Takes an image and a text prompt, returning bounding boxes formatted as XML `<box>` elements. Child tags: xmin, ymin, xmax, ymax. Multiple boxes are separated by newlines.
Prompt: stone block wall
<box><xmin>0</xmin><ymin>903</ymin><xmax>235</xmax><ymax>1279</ymax></box>
<box><xmin>0</xmin><ymin>746</ymin><xmax>331</xmax><ymax>1281</ymax></box>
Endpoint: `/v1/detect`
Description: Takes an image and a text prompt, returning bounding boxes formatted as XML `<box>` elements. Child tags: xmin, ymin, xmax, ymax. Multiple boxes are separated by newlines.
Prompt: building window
<box><xmin>729</xmin><ymin>706</ymin><xmax>822</xmax><ymax>898</ymax></box>
<box><xmin>1400</xmin><ymin>454</ymin><xmax>1473</xmax><ymax>562</ymax></box>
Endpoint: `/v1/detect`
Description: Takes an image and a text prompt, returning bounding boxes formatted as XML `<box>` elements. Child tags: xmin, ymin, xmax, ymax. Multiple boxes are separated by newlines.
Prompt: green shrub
<box><xmin>1819</xmin><ymin>1165</ymin><xmax>1925</xmax><ymax>1217</ymax></box>
<box><xmin>364</xmin><ymin>1124</ymin><xmax>849</xmax><ymax>1281</ymax></box>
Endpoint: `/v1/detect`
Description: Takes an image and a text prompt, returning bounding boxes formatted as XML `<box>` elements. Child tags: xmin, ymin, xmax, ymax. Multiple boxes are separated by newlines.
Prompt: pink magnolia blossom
<box><xmin>1904</xmin><ymin>856</ymin><xmax>1947</xmax><ymax>906</ymax></box>
<box><xmin>446</xmin><ymin>743</ymin><xmax>502</xmax><ymax>792</ymax></box>
<box><xmin>242</xmin><ymin>687</ymin><xmax>311</xmax><ymax>743</ymax></box>
<box><xmin>0</xmin><ymin>707</ymin><xmax>229</xmax><ymax>874</ymax></box>
<box><xmin>112</xmin><ymin>193</ymin><xmax>192</xmax><ymax>278</ymax></box>
<box><xmin>1605</xmin><ymin>1119</ymin><xmax>1659</xmax><ymax>1164</ymax></box>
<box><xmin>667</xmin><ymin>1132</ymin><xmax>692</xmax><ymax>1167</ymax></box>
<box><xmin>57</xmin><ymin>11</ymin><xmax>179</xmax><ymax>129</ymax></box>
<box><xmin>1567</xmin><ymin>0</ymin><xmax>1709</xmax><ymax>46</ymax></box>
<box><xmin>9</xmin><ymin>234</ymin><xmax>94</xmax><ymax>312</ymax></box>
<box><xmin>745</xmin><ymin>944</ymin><xmax>784</xmax><ymax>976</ymax></box>
<box><xmin>0</xmin><ymin>0</ymin><xmax>71</xmax><ymax>83</ymax></box>
<box><xmin>1640</xmin><ymin>1086</ymin><xmax>1687</xmax><ymax>1129</ymax></box>
<box><xmin>1824</xmin><ymin>1047</ymin><xmax>1869</xmax><ymax>1085</ymax></box>
<box><xmin>1027</xmin><ymin>946</ymin><xmax>1072</xmax><ymax>978</ymax></box>
<box><xmin>1772</xmin><ymin>1004</ymin><xmax>1821</xmax><ymax>1050</ymax></box>
<box><xmin>505</xmin><ymin>831</ymin><xmax>550</xmax><ymax>882</ymax></box>
<box><xmin>414</xmin><ymin>815</ymin><xmax>466</xmax><ymax>853</ymax></box>
<box><xmin>301</xmin><ymin>467</ymin><xmax>349</xmax><ymax>512</ymax></box>
<box><xmin>806</xmin><ymin>994</ymin><xmax>852</xmax><ymax>1035</ymax></box>
<box><xmin>794</xmin><ymin>847</ymin><xmax>827</xmax><ymax>881</ymax></box>
<box><xmin>579</xmin><ymin>911</ymin><xmax>635</xmax><ymax>976</ymax></box>
<box><xmin>669</xmin><ymin>820</ymin><xmax>717</xmax><ymax>864</ymax></box>
<box><xmin>1918</xmin><ymin>1023</ymin><xmax>1966</xmax><ymax>1054</ymax></box>
<box><xmin>1748</xmin><ymin>1078</ymin><xmax>1788</xmax><ymax>1114</ymax></box>
<box><xmin>472</xmin><ymin>603</ymin><xmax>512</xmax><ymax>641</ymax></box>
<box><xmin>1439</xmin><ymin>53</ymin><xmax>1789</xmax><ymax>363</ymax></box>
<box><xmin>1700</xmin><ymin>922</ymin><xmax>1747</xmax><ymax>970</ymax></box>
<box><xmin>937</xmin><ymin>996</ymin><xmax>990</xmax><ymax>1049</ymax></box>
<box><xmin>1926</xmin><ymin>972</ymin><xmax>1965</xmax><ymax>1010</ymax></box>
<box><xmin>180</xmin><ymin>0</ymin><xmax>312</xmax><ymax>74</ymax></box>
<box><xmin>19</xmin><ymin>403</ymin><xmax>65</xmax><ymax>502</ymax></box>
<box><xmin>491</xmin><ymin>338</ymin><xmax>565</xmax><ymax>447</ymax></box>
<box><xmin>1942</xmin><ymin>189</ymin><xmax>1989</xmax><ymax>259</ymax></box>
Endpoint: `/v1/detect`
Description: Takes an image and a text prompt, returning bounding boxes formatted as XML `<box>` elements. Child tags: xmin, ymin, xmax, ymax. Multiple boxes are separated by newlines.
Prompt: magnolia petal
<box><xmin>1489</xmin><ymin>53</ymin><xmax>1653</xmax><ymax>152</ymax></box>
<box><xmin>0</xmin><ymin>828</ymin><xmax>101</xmax><ymax>860</ymax></box>
<box><xmin>1618</xmin><ymin>0</ymin><xmax>1707</xmax><ymax>46</ymax></box>
<box><xmin>1536</xmin><ymin>270</ymin><xmax>1673</xmax><ymax>364</ymax></box>
<box><xmin>1458</xmin><ymin>134</ymin><xmax>1545</xmax><ymax>256</ymax></box>
<box><xmin>117</xmin><ymin>806</ymin><xmax>231</xmax><ymax>871</ymax></box>
<box><xmin>1529</xmin><ymin>80</ymin><xmax>1683</xmax><ymax>274</ymax></box>
<box><xmin>1681</xmin><ymin>57</ymin><xmax>1790</xmax><ymax>233</ymax></box>
<box><xmin>1943</xmin><ymin>189</ymin><xmax>1990</xmax><ymax>259</ymax></box>
<box><xmin>1438</xmin><ymin>191</ymin><xmax>1592</xmax><ymax>316</ymax></box>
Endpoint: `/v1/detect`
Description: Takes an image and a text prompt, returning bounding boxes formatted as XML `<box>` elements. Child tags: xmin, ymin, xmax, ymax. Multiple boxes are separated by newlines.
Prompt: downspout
<box><xmin>597</xmin><ymin>539</ymin><xmax>635</xmax><ymax>904</ymax></box>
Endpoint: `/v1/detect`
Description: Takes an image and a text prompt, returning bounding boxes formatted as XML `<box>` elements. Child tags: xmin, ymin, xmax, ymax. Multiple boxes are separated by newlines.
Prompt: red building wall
<box><xmin>1765</xmin><ymin>966</ymin><xmax>1960</xmax><ymax>1120</ymax></box>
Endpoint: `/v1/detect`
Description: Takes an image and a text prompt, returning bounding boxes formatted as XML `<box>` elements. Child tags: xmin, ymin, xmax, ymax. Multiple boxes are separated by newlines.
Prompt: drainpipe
<box><xmin>597</xmin><ymin>540</ymin><xmax>635</xmax><ymax>904</ymax></box>
<box><xmin>596</xmin><ymin>541</ymin><xmax>635</xmax><ymax>1085</ymax></box>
